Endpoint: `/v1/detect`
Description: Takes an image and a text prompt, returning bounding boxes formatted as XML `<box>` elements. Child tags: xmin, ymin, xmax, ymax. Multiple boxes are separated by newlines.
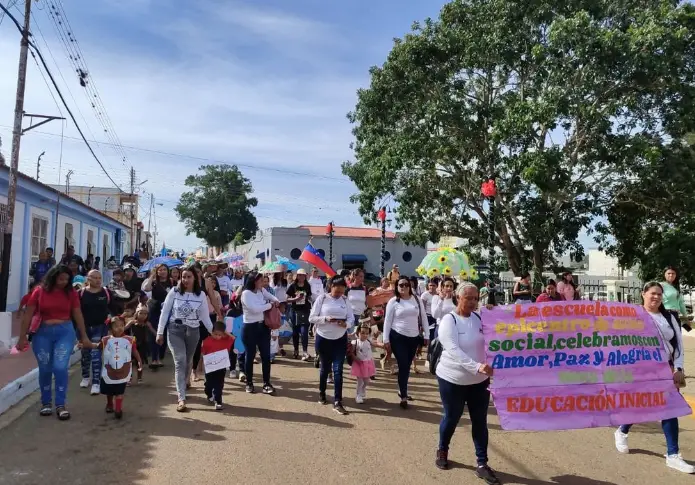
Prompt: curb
<box><xmin>0</xmin><ymin>348</ymin><xmax>81</xmax><ymax>417</ymax></box>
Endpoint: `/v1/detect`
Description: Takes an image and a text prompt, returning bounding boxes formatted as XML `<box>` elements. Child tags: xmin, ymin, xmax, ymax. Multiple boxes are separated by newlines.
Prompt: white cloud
<box><xmin>0</xmin><ymin>1</ymin><xmax>368</xmax><ymax>252</ymax></box>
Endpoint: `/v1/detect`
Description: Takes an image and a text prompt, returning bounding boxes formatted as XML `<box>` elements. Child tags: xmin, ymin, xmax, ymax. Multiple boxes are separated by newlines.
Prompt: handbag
<box><xmin>264</xmin><ymin>306</ymin><xmax>282</xmax><ymax>330</ymax></box>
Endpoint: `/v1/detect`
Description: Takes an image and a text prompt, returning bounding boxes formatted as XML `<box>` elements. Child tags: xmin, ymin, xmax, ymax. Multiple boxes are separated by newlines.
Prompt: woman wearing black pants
<box><xmin>383</xmin><ymin>276</ymin><xmax>428</xmax><ymax>409</ymax></box>
<box><xmin>240</xmin><ymin>272</ymin><xmax>279</xmax><ymax>395</ymax></box>
<box><xmin>435</xmin><ymin>283</ymin><xmax>499</xmax><ymax>484</ymax></box>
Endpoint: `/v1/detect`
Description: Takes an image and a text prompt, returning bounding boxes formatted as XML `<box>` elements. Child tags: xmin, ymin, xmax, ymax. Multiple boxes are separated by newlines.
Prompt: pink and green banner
<box><xmin>482</xmin><ymin>301</ymin><xmax>691</xmax><ymax>430</ymax></box>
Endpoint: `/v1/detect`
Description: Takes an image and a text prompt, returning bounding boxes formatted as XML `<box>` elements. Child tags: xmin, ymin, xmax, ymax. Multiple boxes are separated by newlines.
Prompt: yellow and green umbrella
<box><xmin>415</xmin><ymin>247</ymin><xmax>478</xmax><ymax>280</ymax></box>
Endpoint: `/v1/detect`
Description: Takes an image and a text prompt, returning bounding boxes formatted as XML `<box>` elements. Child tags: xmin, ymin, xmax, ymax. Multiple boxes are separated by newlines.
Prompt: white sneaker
<box><xmin>355</xmin><ymin>395</ymin><xmax>364</xmax><ymax>404</ymax></box>
<box><xmin>215</xmin><ymin>403</ymin><xmax>223</xmax><ymax>411</ymax></box>
<box><xmin>90</xmin><ymin>384</ymin><xmax>100</xmax><ymax>395</ymax></box>
<box><xmin>666</xmin><ymin>454</ymin><xmax>695</xmax><ymax>473</ymax></box>
<box><xmin>239</xmin><ymin>372</ymin><xmax>246</xmax><ymax>383</ymax></box>
<box><xmin>614</xmin><ymin>429</ymin><xmax>629</xmax><ymax>454</ymax></box>
<box><xmin>229</xmin><ymin>370</ymin><xmax>238</xmax><ymax>379</ymax></box>
<box><xmin>79</xmin><ymin>378</ymin><xmax>90</xmax><ymax>388</ymax></box>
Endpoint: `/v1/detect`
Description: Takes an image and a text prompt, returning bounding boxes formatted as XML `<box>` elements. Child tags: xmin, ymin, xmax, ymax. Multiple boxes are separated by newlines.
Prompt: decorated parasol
<box><xmin>415</xmin><ymin>247</ymin><xmax>478</xmax><ymax>280</ymax></box>
<box><xmin>259</xmin><ymin>261</ymin><xmax>285</xmax><ymax>274</ymax></box>
<box><xmin>275</xmin><ymin>256</ymin><xmax>299</xmax><ymax>272</ymax></box>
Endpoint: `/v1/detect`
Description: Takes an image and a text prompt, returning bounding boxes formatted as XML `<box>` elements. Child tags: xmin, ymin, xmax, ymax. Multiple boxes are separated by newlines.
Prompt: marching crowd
<box><xmin>13</xmin><ymin>248</ymin><xmax>695</xmax><ymax>483</ymax></box>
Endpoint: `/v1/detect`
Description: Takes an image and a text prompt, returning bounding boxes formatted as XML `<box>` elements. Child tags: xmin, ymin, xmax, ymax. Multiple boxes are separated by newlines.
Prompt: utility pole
<box><xmin>129</xmin><ymin>167</ymin><xmax>135</xmax><ymax>256</ymax></box>
<box><xmin>325</xmin><ymin>222</ymin><xmax>334</xmax><ymax>268</ymax></box>
<box><xmin>0</xmin><ymin>0</ymin><xmax>32</xmax><ymax>312</ymax></box>
<box><xmin>36</xmin><ymin>151</ymin><xmax>44</xmax><ymax>180</ymax></box>
<box><xmin>104</xmin><ymin>197</ymin><xmax>110</xmax><ymax>211</ymax></box>
<box><xmin>87</xmin><ymin>185</ymin><xmax>94</xmax><ymax>205</ymax></box>
<box><xmin>147</xmin><ymin>193</ymin><xmax>153</xmax><ymax>254</ymax></box>
<box><xmin>65</xmin><ymin>169</ymin><xmax>74</xmax><ymax>196</ymax></box>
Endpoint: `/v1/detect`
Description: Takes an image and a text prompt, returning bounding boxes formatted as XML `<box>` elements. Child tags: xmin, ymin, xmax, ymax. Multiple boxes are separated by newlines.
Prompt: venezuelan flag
<box><xmin>299</xmin><ymin>243</ymin><xmax>335</xmax><ymax>277</ymax></box>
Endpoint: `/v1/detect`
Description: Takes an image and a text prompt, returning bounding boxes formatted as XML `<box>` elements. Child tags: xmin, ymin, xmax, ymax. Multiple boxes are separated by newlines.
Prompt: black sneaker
<box><xmin>399</xmin><ymin>399</ymin><xmax>408</xmax><ymax>410</ymax></box>
<box><xmin>262</xmin><ymin>384</ymin><xmax>275</xmax><ymax>395</ymax></box>
<box><xmin>435</xmin><ymin>449</ymin><xmax>449</xmax><ymax>470</ymax></box>
<box><xmin>105</xmin><ymin>406</ymin><xmax>114</xmax><ymax>414</ymax></box>
<box><xmin>318</xmin><ymin>394</ymin><xmax>327</xmax><ymax>405</ymax></box>
<box><xmin>114</xmin><ymin>410</ymin><xmax>123</xmax><ymax>420</ymax></box>
<box><xmin>333</xmin><ymin>402</ymin><xmax>349</xmax><ymax>415</ymax></box>
<box><xmin>245</xmin><ymin>384</ymin><xmax>255</xmax><ymax>394</ymax></box>
<box><xmin>398</xmin><ymin>393</ymin><xmax>414</xmax><ymax>401</ymax></box>
<box><xmin>476</xmin><ymin>465</ymin><xmax>501</xmax><ymax>485</ymax></box>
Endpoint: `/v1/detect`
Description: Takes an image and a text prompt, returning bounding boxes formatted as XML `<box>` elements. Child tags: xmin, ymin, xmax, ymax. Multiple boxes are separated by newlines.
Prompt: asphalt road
<box><xmin>1</xmin><ymin>350</ymin><xmax>695</xmax><ymax>485</ymax></box>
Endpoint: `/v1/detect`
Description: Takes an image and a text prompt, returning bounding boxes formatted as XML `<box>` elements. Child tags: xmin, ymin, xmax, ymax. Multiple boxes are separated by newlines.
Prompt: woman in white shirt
<box><xmin>309</xmin><ymin>275</ymin><xmax>352</xmax><ymax>415</ymax></box>
<box><xmin>614</xmin><ymin>282</ymin><xmax>694</xmax><ymax>474</ymax></box>
<box><xmin>157</xmin><ymin>267</ymin><xmax>214</xmax><ymax>413</ymax></box>
<box><xmin>435</xmin><ymin>283</ymin><xmax>498</xmax><ymax>484</ymax></box>
<box><xmin>271</xmin><ymin>272</ymin><xmax>288</xmax><ymax>303</ymax></box>
<box><xmin>383</xmin><ymin>276</ymin><xmax>428</xmax><ymax>409</ymax></box>
<box><xmin>241</xmin><ymin>272</ymin><xmax>280</xmax><ymax>395</ymax></box>
<box><xmin>431</xmin><ymin>277</ymin><xmax>456</xmax><ymax>339</ymax></box>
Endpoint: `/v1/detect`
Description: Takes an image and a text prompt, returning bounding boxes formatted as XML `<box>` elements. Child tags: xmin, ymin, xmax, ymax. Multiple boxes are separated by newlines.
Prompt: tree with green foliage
<box><xmin>175</xmin><ymin>165</ymin><xmax>258</xmax><ymax>249</ymax></box>
<box><xmin>342</xmin><ymin>0</ymin><xmax>695</xmax><ymax>276</ymax></box>
<box><xmin>596</xmin><ymin>134</ymin><xmax>695</xmax><ymax>286</ymax></box>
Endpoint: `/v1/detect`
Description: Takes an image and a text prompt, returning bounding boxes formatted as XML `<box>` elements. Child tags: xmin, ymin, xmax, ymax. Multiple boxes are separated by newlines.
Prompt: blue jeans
<box><xmin>620</xmin><ymin>419</ymin><xmax>679</xmax><ymax>455</ymax></box>
<box><xmin>81</xmin><ymin>325</ymin><xmax>108</xmax><ymax>385</ymax></box>
<box><xmin>316</xmin><ymin>333</ymin><xmax>347</xmax><ymax>404</ymax></box>
<box><xmin>292</xmin><ymin>310</ymin><xmax>310</xmax><ymax>353</ymax></box>
<box><xmin>438</xmin><ymin>377</ymin><xmax>490</xmax><ymax>465</ymax></box>
<box><xmin>389</xmin><ymin>329</ymin><xmax>420</xmax><ymax>397</ymax></box>
<box><xmin>32</xmin><ymin>322</ymin><xmax>76</xmax><ymax>407</ymax></box>
<box><xmin>242</xmin><ymin>321</ymin><xmax>271</xmax><ymax>386</ymax></box>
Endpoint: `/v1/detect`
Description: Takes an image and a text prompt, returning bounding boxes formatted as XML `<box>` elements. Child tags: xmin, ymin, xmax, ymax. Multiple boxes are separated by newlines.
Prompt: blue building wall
<box><xmin>0</xmin><ymin>169</ymin><xmax>128</xmax><ymax>311</ymax></box>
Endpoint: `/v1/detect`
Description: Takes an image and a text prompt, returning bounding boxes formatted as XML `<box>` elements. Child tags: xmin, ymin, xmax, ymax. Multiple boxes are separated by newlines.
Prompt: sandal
<box><xmin>39</xmin><ymin>405</ymin><xmax>52</xmax><ymax>416</ymax></box>
<box><xmin>176</xmin><ymin>401</ymin><xmax>187</xmax><ymax>412</ymax></box>
<box><xmin>55</xmin><ymin>406</ymin><xmax>70</xmax><ymax>421</ymax></box>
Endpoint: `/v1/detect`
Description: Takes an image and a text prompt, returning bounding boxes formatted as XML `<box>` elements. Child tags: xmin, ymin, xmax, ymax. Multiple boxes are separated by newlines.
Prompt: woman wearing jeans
<box><xmin>309</xmin><ymin>275</ymin><xmax>351</xmax><ymax>415</ymax></box>
<box><xmin>156</xmin><ymin>267</ymin><xmax>213</xmax><ymax>412</ymax></box>
<box><xmin>17</xmin><ymin>265</ymin><xmax>92</xmax><ymax>421</ymax></box>
<box><xmin>383</xmin><ymin>276</ymin><xmax>428</xmax><ymax>409</ymax></box>
<box><xmin>143</xmin><ymin>264</ymin><xmax>172</xmax><ymax>369</ymax></box>
<box><xmin>614</xmin><ymin>282</ymin><xmax>694</xmax><ymax>474</ymax></box>
<box><xmin>241</xmin><ymin>272</ymin><xmax>279</xmax><ymax>395</ymax></box>
<box><xmin>435</xmin><ymin>283</ymin><xmax>499</xmax><ymax>484</ymax></box>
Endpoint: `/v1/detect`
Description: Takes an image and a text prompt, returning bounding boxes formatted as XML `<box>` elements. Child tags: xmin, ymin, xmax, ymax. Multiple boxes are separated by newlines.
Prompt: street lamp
<box><xmin>481</xmin><ymin>178</ymin><xmax>497</xmax><ymax>304</ymax></box>
<box><xmin>378</xmin><ymin>208</ymin><xmax>387</xmax><ymax>278</ymax></box>
<box><xmin>325</xmin><ymin>221</ymin><xmax>334</xmax><ymax>267</ymax></box>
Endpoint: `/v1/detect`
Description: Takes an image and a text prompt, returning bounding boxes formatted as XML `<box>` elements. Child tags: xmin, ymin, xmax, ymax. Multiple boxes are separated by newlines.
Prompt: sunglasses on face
<box><xmin>398</xmin><ymin>283</ymin><xmax>410</xmax><ymax>288</ymax></box>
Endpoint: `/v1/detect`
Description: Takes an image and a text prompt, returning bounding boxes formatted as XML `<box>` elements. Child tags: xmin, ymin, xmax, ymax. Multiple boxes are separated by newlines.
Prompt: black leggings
<box><xmin>192</xmin><ymin>316</ymin><xmax>214</xmax><ymax>370</ymax></box>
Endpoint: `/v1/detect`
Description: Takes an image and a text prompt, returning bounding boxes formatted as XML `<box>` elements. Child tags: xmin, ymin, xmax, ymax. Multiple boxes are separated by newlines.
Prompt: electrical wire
<box><xmin>0</xmin><ymin>1</ymin><xmax>125</xmax><ymax>191</ymax></box>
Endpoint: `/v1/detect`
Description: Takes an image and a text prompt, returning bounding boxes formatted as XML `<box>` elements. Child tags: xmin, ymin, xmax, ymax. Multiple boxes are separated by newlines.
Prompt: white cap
<box><xmin>296</xmin><ymin>268</ymin><xmax>307</xmax><ymax>276</ymax></box>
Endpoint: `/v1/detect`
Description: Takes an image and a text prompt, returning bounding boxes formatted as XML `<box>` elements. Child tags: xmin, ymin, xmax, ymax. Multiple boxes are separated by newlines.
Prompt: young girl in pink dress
<box><xmin>351</xmin><ymin>319</ymin><xmax>383</xmax><ymax>404</ymax></box>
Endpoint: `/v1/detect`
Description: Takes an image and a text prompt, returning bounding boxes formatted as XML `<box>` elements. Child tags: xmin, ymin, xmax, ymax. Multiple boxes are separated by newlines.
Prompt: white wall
<box><xmin>55</xmin><ymin>214</ymin><xmax>80</xmax><ymax>259</ymax></box>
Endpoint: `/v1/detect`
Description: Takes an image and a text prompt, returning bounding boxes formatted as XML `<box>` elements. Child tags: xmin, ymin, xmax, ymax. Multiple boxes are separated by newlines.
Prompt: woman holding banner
<box><xmin>613</xmin><ymin>282</ymin><xmax>694</xmax><ymax>474</ymax></box>
<box><xmin>434</xmin><ymin>282</ymin><xmax>499</xmax><ymax>484</ymax></box>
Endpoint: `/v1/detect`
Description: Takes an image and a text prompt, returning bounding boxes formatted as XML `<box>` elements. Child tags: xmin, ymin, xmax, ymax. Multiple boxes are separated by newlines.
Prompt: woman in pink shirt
<box><xmin>557</xmin><ymin>272</ymin><xmax>577</xmax><ymax>301</ymax></box>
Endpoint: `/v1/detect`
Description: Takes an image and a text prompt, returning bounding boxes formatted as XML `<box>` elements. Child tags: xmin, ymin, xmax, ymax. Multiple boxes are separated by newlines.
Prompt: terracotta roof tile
<box><xmin>300</xmin><ymin>225</ymin><xmax>396</xmax><ymax>239</ymax></box>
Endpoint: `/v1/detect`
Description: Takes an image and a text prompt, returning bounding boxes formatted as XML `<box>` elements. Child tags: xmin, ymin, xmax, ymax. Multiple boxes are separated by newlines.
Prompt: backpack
<box><xmin>429</xmin><ymin>311</ymin><xmax>480</xmax><ymax>375</ymax></box>
<box><xmin>79</xmin><ymin>287</ymin><xmax>111</xmax><ymax>305</ymax></box>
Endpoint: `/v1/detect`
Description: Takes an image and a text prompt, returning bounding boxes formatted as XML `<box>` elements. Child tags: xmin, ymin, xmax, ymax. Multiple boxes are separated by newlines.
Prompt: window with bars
<box><xmin>31</xmin><ymin>216</ymin><xmax>48</xmax><ymax>261</ymax></box>
<box><xmin>87</xmin><ymin>229</ymin><xmax>95</xmax><ymax>257</ymax></box>
<box><xmin>64</xmin><ymin>223</ymin><xmax>74</xmax><ymax>253</ymax></box>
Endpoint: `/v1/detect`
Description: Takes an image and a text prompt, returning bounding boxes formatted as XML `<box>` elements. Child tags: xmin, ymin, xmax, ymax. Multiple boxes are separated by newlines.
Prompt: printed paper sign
<box><xmin>483</xmin><ymin>301</ymin><xmax>691</xmax><ymax>430</ymax></box>
<box><xmin>203</xmin><ymin>349</ymin><xmax>230</xmax><ymax>373</ymax></box>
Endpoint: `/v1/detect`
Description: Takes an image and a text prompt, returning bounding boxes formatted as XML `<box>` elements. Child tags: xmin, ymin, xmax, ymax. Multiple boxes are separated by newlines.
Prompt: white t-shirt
<box><xmin>309</xmin><ymin>294</ymin><xmax>351</xmax><ymax>340</ymax></box>
<box><xmin>421</xmin><ymin>291</ymin><xmax>436</xmax><ymax>316</ymax></box>
<box><xmin>309</xmin><ymin>277</ymin><xmax>325</xmax><ymax>302</ymax></box>
<box><xmin>241</xmin><ymin>289</ymin><xmax>279</xmax><ymax>323</ymax></box>
<box><xmin>216</xmin><ymin>275</ymin><xmax>232</xmax><ymax>293</ymax></box>
<box><xmin>346</xmin><ymin>286</ymin><xmax>367</xmax><ymax>316</ymax></box>
<box><xmin>271</xmin><ymin>282</ymin><xmax>288</xmax><ymax>302</ymax></box>
<box><xmin>431</xmin><ymin>295</ymin><xmax>455</xmax><ymax>324</ymax></box>
<box><xmin>353</xmin><ymin>338</ymin><xmax>374</xmax><ymax>362</ymax></box>
<box><xmin>436</xmin><ymin>311</ymin><xmax>488</xmax><ymax>386</ymax></box>
<box><xmin>229</xmin><ymin>278</ymin><xmax>244</xmax><ymax>292</ymax></box>
<box><xmin>383</xmin><ymin>295</ymin><xmax>428</xmax><ymax>343</ymax></box>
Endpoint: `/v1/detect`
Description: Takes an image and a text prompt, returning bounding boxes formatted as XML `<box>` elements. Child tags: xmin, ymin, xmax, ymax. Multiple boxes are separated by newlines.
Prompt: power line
<box><xmin>0</xmin><ymin>125</ymin><xmax>348</xmax><ymax>182</ymax></box>
<box><xmin>0</xmin><ymin>3</ymin><xmax>124</xmax><ymax>191</ymax></box>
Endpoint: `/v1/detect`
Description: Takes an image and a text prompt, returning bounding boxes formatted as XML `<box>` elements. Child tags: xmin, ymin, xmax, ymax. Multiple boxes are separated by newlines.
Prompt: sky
<box><xmin>0</xmin><ymin>0</ymin><xmax>446</xmax><ymax>252</ymax></box>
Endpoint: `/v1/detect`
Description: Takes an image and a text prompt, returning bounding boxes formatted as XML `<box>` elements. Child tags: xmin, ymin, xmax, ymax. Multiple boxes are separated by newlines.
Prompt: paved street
<box><xmin>1</xmin><ymin>346</ymin><xmax>695</xmax><ymax>485</ymax></box>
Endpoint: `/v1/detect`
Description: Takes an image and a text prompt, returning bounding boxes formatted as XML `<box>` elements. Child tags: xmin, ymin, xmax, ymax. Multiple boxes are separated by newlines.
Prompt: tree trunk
<box><xmin>532</xmin><ymin>245</ymin><xmax>545</xmax><ymax>291</ymax></box>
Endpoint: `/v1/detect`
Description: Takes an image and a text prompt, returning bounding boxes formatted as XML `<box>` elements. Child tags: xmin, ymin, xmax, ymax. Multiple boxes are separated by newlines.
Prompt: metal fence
<box><xmin>497</xmin><ymin>278</ymin><xmax>644</xmax><ymax>305</ymax></box>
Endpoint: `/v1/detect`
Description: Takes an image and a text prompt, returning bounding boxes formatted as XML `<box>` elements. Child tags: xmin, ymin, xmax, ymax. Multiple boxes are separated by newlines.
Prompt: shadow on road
<box><xmin>453</xmin><ymin>463</ymin><xmax>620</xmax><ymax>485</ymax></box>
